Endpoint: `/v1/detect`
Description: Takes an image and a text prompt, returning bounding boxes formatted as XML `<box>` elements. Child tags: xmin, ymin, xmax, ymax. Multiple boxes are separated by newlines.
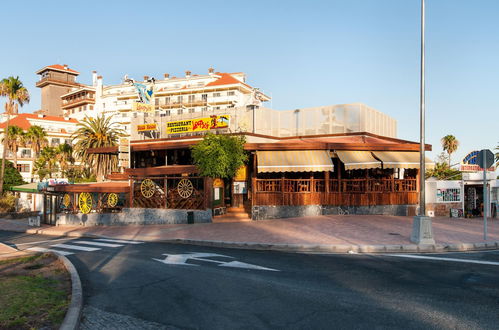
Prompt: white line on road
<box><xmin>51</xmin><ymin>244</ymin><xmax>100</xmax><ymax>252</ymax></box>
<box><xmin>27</xmin><ymin>247</ymin><xmax>74</xmax><ymax>256</ymax></box>
<box><xmin>96</xmin><ymin>239</ymin><xmax>144</xmax><ymax>244</ymax></box>
<box><xmin>15</xmin><ymin>237</ymin><xmax>73</xmax><ymax>246</ymax></box>
<box><xmin>73</xmin><ymin>240</ymin><xmax>124</xmax><ymax>248</ymax></box>
<box><xmin>387</xmin><ymin>254</ymin><xmax>499</xmax><ymax>266</ymax></box>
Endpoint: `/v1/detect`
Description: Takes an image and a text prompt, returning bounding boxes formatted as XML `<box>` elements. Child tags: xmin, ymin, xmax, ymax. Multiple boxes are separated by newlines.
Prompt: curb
<box><xmin>6</xmin><ymin>226</ymin><xmax>499</xmax><ymax>254</ymax></box>
<box><xmin>57</xmin><ymin>253</ymin><xmax>83</xmax><ymax>330</ymax></box>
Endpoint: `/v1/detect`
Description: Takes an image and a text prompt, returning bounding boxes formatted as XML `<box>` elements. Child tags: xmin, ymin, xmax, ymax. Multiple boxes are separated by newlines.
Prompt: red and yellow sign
<box><xmin>132</xmin><ymin>102</ymin><xmax>155</xmax><ymax>113</ymax></box>
<box><xmin>137</xmin><ymin>123</ymin><xmax>157</xmax><ymax>132</ymax></box>
<box><xmin>166</xmin><ymin>115</ymin><xmax>230</xmax><ymax>134</ymax></box>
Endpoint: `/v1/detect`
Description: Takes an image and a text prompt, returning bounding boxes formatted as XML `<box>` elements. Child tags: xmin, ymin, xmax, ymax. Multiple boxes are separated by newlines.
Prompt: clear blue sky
<box><xmin>1</xmin><ymin>0</ymin><xmax>498</xmax><ymax>164</ymax></box>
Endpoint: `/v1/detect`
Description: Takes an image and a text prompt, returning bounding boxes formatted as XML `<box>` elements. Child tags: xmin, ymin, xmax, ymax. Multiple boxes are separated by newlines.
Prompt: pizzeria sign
<box><xmin>166</xmin><ymin>115</ymin><xmax>230</xmax><ymax>134</ymax></box>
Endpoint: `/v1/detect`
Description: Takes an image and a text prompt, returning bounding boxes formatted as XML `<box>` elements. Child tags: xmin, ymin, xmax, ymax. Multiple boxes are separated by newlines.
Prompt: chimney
<box><xmin>63</xmin><ymin>64</ymin><xmax>68</xmax><ymax>70</ymax></box>
<box><xmin>164</xmin><ymin>73</ymin><xmax>170</xmax><ymax>80</ymax></box>
<box><xmin>144</xmin><ymin>75</ymin><xmax>149</xmax><ymax>81</ymax></box>
<box><xmin>92</xmin><ymin>71</ymin><xmax>97</xmax><ymax>86</ymax></box>
<box><xmin>37</xmin><ymin>114</ymin><xmax>44</xmax><ymax>118</ymax></box>
<box><xmin>185</xmin><ymin>70</ymin><xmax>191</xmax><ymax>78</ymax></box>
<box><xmin>208</xmin><ymin>67</ymin><xmax>214</xmax><ymax>75</ymax></box>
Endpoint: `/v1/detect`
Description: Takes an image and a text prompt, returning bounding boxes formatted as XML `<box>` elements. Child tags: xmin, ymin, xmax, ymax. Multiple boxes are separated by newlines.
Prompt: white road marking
<box><xmin>387</xmin><ymin>254</ymin><xmax>499</xmax><ymax>266</ymax></box>
<box><xmin>15</xmin><ymin>237</ymin><xmax>73</xmax><ymax>246</ymax></box>
<box><xmin>218</xmin><ymin>261</ymin><xmax>279</xmax><ymax>271</ymax></box>
<box><xmin>51</xmin><ymin>243</ymin><xmax>100</xmax><ymax>252</ymax></box>
<box><xmin>73</xmin><ymin>240</ymin><xmax>124</xmax><ymax>248</ymax></box>
<box><xmin>27</xmin><ymin>247</ymin><xmax>74</xmax><ymax>256</ymax></box>
<box><xmin>153</xmin><ymin>252</ymin><xmax>279</xmax><ymax>271</ymax></box>
<box><xmin>96</xmin><ymin>238</ymin><xmax>144</xmax><ymax>244</ymax></box>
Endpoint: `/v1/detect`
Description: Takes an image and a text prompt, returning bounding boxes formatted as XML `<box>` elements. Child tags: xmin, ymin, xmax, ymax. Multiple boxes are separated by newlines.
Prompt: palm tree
<box><xmin>495</xmin><ymin>143</ymin><xmax>499</xmax><ymax>167</ymax></box>
<box><xmin>72</xmin><ymin>115</ymin><xmax>124</xmax><ymax>181</ymax></box>
<box><xmin>25</xmin><ymin>125</ymin><xmax>48</xmax><ymax>157</ymax></box>
<box><xmin>0</xmin><ymin>76</ymin><xmax>30</xmax><ymax>194</ymax></box>
<box><xmin>441</xmin><ymin>135</ymin><xmax>459</xmax><ymax>167</ymax></box>
<box><xmin>55</xmin><ymin>143</ymin><xmax>74</xmax><ymax>176</ymax></box>
<box><xmin>33</xmin><ymin>147</ymin><xmax>59</xmax><ymax>180</ymax></box>
<box><xmin>3</xmin><ymin>125</ymin><xmax>24</xmax><ymax>168</ymax></box>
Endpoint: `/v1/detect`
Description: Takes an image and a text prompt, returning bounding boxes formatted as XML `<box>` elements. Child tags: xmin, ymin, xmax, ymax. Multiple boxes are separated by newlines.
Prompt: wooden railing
<box><xmin>254</xmin><ymin>178</ymin><xmax>418</xmax><ymax>206</ymax></box>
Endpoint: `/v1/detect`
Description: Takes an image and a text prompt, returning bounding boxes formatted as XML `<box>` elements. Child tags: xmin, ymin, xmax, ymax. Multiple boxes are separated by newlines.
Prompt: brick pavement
<box><xmin>1</xmin><ymin>215</ymin><xmax>497</xmax><ymax>246</ymax></box>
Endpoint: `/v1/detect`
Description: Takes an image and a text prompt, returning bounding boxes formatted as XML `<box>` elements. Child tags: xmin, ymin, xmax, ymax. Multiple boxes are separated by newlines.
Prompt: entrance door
<box><xmin>465</xmin><ymin>185</ymin><xmax>483</xmax><ymax>217</ymax></box>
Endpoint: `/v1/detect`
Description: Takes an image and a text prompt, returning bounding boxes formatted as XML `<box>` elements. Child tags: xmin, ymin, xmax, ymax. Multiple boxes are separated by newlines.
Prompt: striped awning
<box><xmin>335</xmin><ymin>151</ymin><xmax>381</xmax><ymax>170</ymax></box>
<box><xmin>256</xmin><ymin>150</ymin><xmax>334</xmax><ymax>173</ymax></box>
<box><xmin>373</xmin><ymin>151</ymin><xmax>435</xmax><ymax>169</ymax></box>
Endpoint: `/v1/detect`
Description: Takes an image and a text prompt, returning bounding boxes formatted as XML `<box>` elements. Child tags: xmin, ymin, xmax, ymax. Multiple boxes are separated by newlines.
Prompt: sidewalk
<box><xmin>1</xmin><ymin>215</ymin><xmax>498</xmax><ymax>253</ymax></box>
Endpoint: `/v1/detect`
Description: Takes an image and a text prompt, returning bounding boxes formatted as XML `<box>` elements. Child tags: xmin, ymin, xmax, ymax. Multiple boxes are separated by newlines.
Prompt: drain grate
<box><xmin>388</xmin><ymin>232</ymin><xmax>401</xmax><ymax>236</ymax></box>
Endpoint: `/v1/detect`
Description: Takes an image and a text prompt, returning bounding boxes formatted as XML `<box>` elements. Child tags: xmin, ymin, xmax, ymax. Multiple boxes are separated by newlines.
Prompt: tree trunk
<box><xmin>0</xmin><ymin>112</ymin><xmax>11</xmax><ymax>195</ymax></box>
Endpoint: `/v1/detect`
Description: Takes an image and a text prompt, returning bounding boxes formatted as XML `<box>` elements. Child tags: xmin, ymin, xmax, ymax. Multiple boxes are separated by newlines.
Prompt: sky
<box><xmin>0</xmin><ymin>0</ymin><xmax>498</xmax><ymax>165</ymax></box>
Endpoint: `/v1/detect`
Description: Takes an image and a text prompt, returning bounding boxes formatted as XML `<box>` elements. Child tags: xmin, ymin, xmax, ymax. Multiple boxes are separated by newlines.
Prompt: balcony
<box><xmin>157</xmin><ymin>99</ymin><xmax>208</xmax><ymax>109</ymax></box>
<box><xmin>36</xmin><ymin>75</ymin><xmax>81</xmax><ymax>88</ymax></box>
<box><xmin>61</xmin><ymin>97</ymin><xmax>95</xmax><ymax>109</ymax></box>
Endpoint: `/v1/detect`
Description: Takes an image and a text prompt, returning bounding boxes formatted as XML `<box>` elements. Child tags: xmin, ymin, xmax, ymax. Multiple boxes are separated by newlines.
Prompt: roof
<box><xmin>8</xmin><ymin>182</ymin><xmax>40</xmax><ymax>193</ymax></box>
<box><xmin>52</xmin><ymin>181</ymin><xmax>129</xmax><ymax>193</ymax></box>
<box><xmin>206</xmin><ymin>73</ymin><xmax>252</xmax><ymax>88</ymax></box>
<box><xmin>36</xmin><ymin>64</ymin><xmax>80</xmax><ymax>75</ymax></box>
<box><xmin>0</xmin><ymin>113</ymin><xmax>79</xmax><ymax>131</ymax></box>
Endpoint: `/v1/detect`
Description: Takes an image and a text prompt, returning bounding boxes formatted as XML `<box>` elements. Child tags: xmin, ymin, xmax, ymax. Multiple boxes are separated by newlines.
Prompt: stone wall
<box><xmin>251</xmin><ymin>204</ymin><xmax>416</xmax><ymax>220</ymax></box>
<box><xmin>56</xmin><ymin>208</ymin><xmax>212</xmax><ymax>226</ymax></box>
<box><xmin>426</xmin><ymin>202</ymin><xmax>461</xmax><ymax>217</ymax></box>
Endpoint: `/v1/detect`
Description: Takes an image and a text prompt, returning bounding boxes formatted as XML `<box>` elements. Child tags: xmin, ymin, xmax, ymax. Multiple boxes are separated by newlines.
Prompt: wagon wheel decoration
<box><xmin>78</xmin><ymin>192</ymin><xmax>93</xmax><ymax>214</ymax></box>
<box><xmin>63</xmin><ymin>194</ymin><xmax>71</xmax><ymax>208</ymax></box>
<box><xmin>177</xmin><ymin>179</ymin><xmax>194</xmax><ymax>199</ymax></box>
<box><xmin>140</xmin><ymin>179</ymin><xmax>156</xmax><ymax>198</ymax></box>
<box><xmin>107</xmin><ymin>193</ymin><xmax>119</xmax><ymax>207</ymax></box>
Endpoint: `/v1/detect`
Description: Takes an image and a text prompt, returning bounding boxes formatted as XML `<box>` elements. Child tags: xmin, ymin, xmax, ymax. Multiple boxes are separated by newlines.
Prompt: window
<box><xmin>213</xmin><ymin>93</ymin><xmax>221</xmax><ymax>97</ymax></box>
<box><xmin>160</xmin><ymin>110</ymin><xmax>171</xmax><ymax>117</ymax></box>
<box><xmin>155</xmin><ymin>98</ymin><xmax>159</xmax><ymax>106</ymax></box>
<box><xmin>213</xmin><ymin>106</ymin><xmax>221</xmax><ymax>110</ymax></box>
<box><xmin>51</xmin><ymin>138</ymin><xmax>61</xmax><ymax>147</ymax></box>
<box><xmin>65</xmin><ymin>139</ymin><xmax>72</xmax><ymax>145</ymax></box>
<box><xmin>16</xmin><ymin>164</ymin><xmax>30</xmax><ymax>173</ymax></box>
<box><xmin>177</xmin><ymin>96</ymin><xmax>183</xmax><ymax>103</ymax></box>
<box><xmin>436</xmin><ymin>188</ymin><xmax>461</xmax><ymax>202</ymax></box>
<box><xmin>102</xmin><ymin>103</ymin><xmax>106</xmax><ymax>109</ymax></box>
<box><xmin>89</xmin><ymin>105</ymin><xmax>94</xmax><ymax>110</ymax></box>
<box><xmin>188</xmin><ymin>95</ymin><xmax>195</xmax><ymax>103</ymax></box>
<box><xmin>201</xmin><ymin>107</ymin><xmax>208</xmax><ymax>112</ymax></box>
<box><xmin>20</xmin><ymin>149</ymin><xmax>31</xmax><ymax>158</ymax></box>
<box><xmin>165</xmin><ymin>97</ymin><xmax>170</xmax><ymax>104</ymax></box>
<box><xmin>227</xmin><ymin>91</ymin><xmax>235</xmax><ymax>96</ymax></box>
<box><xmin>189</xmin><ymin>108</ymin><xmax>195</xmax><ymax>113</ymax></box>
<box><xmin>177</xmin><ymin>109</ymin><xmax>183</xmax><ymax>115</ymax></box>
<box><xmin>201</xmin><ymin>94</ymin><xmax>207</xmax><ymax>101</ymax></box>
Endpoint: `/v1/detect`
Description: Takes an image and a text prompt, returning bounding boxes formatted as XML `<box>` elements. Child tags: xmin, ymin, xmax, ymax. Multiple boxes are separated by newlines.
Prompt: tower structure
<box><xmin>35</xmin><ymin>64</ymin><xmax>80</xmax><ymax>116</ymax></box>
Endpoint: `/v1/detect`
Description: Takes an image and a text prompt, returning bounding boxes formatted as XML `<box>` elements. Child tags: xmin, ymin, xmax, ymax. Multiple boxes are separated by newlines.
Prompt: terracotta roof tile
<box><xmin>206</xmin><ymin>73</ymin><xmax>252</xmax><ymax>89</ymax></box>
<box><xmin>37</xmin><ymin>64</ymin><xmax>80</xmax><ymax>75</ymax></box>
<box><xmin>0</xmin><ymin>113</ymin><xmax>79</xmax><ymax>131</ymax></box>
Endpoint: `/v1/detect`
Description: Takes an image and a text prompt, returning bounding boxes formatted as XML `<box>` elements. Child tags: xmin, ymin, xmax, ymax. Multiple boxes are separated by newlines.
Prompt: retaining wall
<box><xmin>56</xmin><ymin>208</ymin><xmax>212</xmax><ymax>226</ymax></box>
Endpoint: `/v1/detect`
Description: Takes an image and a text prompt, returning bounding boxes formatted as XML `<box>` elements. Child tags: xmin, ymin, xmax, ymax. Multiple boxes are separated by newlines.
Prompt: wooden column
<box><xmin>129</xmin><ymin>178</ymin><xmax>134</xmax><ymax>208</ymax></box>
<box><xmin>325</xmin><ymin>170</ymin><xmax>330</xmax><ymax>205</ymax></box>
<box><xmin>203</xmin><ymin>177</ymin><xmax>213</xmax><ymax>210</ymax></box>
<box><xmin>252</xmin><ymin>176</ymin><xmax>257</xmax><ymax>206</ymax></box>
<box><xmin>281</xmin><ymin>174</ymin><xmax>285</xmax><ymax>205</ymax></box>
<box><xmin>164</xmin><ymin>178</ymin><xmax>168</xmax><ymax>209</ymax></box>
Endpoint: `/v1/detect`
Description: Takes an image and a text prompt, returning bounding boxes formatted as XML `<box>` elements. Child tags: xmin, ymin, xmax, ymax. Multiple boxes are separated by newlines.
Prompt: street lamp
<box><xmin>411</xmin><ymin>0</ymin><xmax>435</xmax><ymax>245</ymax></box>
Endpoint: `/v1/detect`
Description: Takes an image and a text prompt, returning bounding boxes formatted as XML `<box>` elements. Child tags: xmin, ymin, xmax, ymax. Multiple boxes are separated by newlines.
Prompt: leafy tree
<box><xmin>33</xmin><ymin>147</ymin><xmax>59</xmax><ymax>180</ymax></box>
<box><xmin>72</xmin><ymin>115</ymin><xmax>124</xmax><ymax>181</ymax></box>
<box><xmin>426</xmin><ymin>152</ymin><xmax>462</xmax><ymax>180</ymax></box>
<box><xmin>3</xmin><ymin>125</ymin><xmax>24</xmax><ymax>167</ymax></box>
<box><xmin>0</xmin><ymin>159</ymin><xmax>25</xmax><ymax>189</ymax></box>
<box><xmin>55</xmin><ymin>143</ymin><xmax>74</xmax><ymax>177</ymax></box>
<box><xmin>191</xmin><ymin>133</ymin><xmax>248</xmax><ymax>179</ymax></box>
<box><xmin>25</xmin><ymin>125</ymin><xmax>48</xmax><ymax>157</ymax></box>
<box><xmin>441</xmin><ymin>135</ymin><xmax>459</xmax><ymax>167</ymax></box>
<box><xmin>0</xmin><ymin>76</ymin><xmax>30</xmax><ymax>194</ymax></box>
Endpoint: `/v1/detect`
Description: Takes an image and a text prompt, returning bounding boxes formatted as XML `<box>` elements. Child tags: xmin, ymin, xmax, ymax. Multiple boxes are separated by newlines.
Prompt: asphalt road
<box><xmin>1</xmin><ymin>230</ymin><xmax>499</xmax><ymax>330</ymax></box>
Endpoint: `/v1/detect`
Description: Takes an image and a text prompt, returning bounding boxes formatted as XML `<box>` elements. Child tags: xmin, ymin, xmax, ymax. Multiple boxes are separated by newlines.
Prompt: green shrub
<box><xmin>0</xmin><ymin>193</ymin><xmax>16</xmax><ymax>212</ymax></box>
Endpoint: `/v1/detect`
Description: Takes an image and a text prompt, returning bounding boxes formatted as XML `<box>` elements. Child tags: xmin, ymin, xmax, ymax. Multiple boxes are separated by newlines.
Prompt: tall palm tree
<box><xmin>25</xmin><ymin>125</ymin><xmax>48</xmax><ymax>157</ymax></box>
<box><xmin>0</xmin><ymin>76</ymin><xmax>30</xmax><ymax>194</ymax></box>
<box><xmin>3</xmin><ymin>125</ymin><xmax>24</xmax><ymax>168</ymax></box>
<box><xmin>72</xmin><ymin>115</ymin><xmax>124</xmax><ymax>181</ymax></box>
<box><xmin>55</xmin><ymin>143</ymin><xmax>74</xmax><ymax>176</ymax></box>
<box><xmin>441</xmin><ymin>135</ymin><xmax>459</xmax><ymax>167</ymax></box>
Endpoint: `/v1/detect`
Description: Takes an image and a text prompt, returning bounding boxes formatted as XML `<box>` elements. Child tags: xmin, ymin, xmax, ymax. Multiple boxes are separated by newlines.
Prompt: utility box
<box><xmin>187</xmin><ymin>211</ymin><xmax>194</xmax><ymax>224</ymax></box>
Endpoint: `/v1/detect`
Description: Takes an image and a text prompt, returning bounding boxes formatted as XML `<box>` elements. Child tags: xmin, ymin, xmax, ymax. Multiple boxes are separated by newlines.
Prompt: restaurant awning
<box><xmin>8</xmin><ymin>182</ymin><xmax>40</xmax><ymax>193</ymax></box>
<box><xmin>373</xmin><ymin>151</ymin><xmax>435</xmax><ymax>169</ymax></box>
<box><xmin>335</xmin><ymin>151</ymin><xmax>381</xmax><ymax>170</ymax></box>
<box><xmin>256</xmin><ymin>150</ymin><xmax>334</xmax><ymax>173</ymax></box>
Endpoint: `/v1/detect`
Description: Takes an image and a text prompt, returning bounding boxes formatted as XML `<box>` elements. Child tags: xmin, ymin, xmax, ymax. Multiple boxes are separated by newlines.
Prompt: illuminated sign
<box><xmin>132</xmin><ymin>102</ymin><xmax>155</xmax><ymax>113</ymax></box>
<box><xmin>137</xmin><ymin>123</ymin><xmax>157</xmax><ymax>132</ymax></box>
<box><xmin>166</xmin><ymin>115</ymin><xmax>230</xmax><ymax>134</ymax></box>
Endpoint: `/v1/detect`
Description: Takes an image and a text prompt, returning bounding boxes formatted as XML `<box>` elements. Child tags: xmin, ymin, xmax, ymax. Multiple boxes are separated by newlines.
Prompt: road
<box><xmin>1</xmin><ymin>230</ymin><xmax>499</xmax><ymax>330</ymax></box>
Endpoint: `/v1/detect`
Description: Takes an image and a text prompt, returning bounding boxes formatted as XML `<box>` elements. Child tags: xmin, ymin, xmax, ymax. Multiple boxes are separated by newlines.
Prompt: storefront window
<box><xmin>437</xmin><ymin>188</ymin><xmax>461</xmax><ymax>202</ymax></box>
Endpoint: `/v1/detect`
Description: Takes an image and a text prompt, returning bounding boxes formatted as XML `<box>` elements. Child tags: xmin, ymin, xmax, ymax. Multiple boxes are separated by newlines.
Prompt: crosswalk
<box><xmin>26</xmin><ymin>238</ymin><xmax>144</xmax><ymax>256</ymax></box>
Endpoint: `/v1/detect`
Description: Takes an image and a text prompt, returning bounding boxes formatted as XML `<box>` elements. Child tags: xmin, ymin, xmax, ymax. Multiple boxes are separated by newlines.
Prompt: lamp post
<box><xmin>411</xmin><ymin>0</ymin><xmax>435</xmax><ymax>245</ymax></box>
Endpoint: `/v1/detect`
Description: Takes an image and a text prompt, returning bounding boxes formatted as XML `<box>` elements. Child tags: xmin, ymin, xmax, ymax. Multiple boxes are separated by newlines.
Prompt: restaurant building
<box><xmin>47</xmin><ymin>103</ymin><xmax>433</xmax><ymax>225</ymax></box>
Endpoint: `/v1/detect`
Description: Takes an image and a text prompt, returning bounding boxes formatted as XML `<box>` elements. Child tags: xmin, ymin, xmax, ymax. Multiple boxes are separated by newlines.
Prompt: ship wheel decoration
<box><xmin>78</xmin><ymin>192</ymin><xmax>93</xmax><ymax>214</ymax></box>
<box><xmin>140</xmin><ymin>179</ymin><xmax>156</xmax><ymax>198</ymax></box>
<box><xmin>63</xmin><ymin>194</ymin><xmax>71</xmax><ymax>208</ymax></box>
<box><xmin>107</xmin><ymin>193</ymin><xmax>119</xmax><ymax>207</ymax></box>
<box><xmin>177</xmin><ymin>179</ymin><xmax>193</xmax><ymax>199</ymax></box>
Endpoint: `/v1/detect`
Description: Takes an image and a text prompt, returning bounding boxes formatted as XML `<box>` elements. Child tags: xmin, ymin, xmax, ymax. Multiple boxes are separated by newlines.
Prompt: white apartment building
<box><xmin>36</xmin><ymin>65</ymin><xmax>270</xmax><ymax>134</ymax></box>
<box><xmin>0</xmin><ymin>113</ymin><xmax>79</xmax><ymax>182</ymax></box>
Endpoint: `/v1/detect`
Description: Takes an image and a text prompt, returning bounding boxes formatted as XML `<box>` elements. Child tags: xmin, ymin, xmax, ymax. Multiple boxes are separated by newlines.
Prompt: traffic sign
<box><xmin>477</xmin><ymin>149</ymin><xmax>494</xmax><ymax>169</ymax></box>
